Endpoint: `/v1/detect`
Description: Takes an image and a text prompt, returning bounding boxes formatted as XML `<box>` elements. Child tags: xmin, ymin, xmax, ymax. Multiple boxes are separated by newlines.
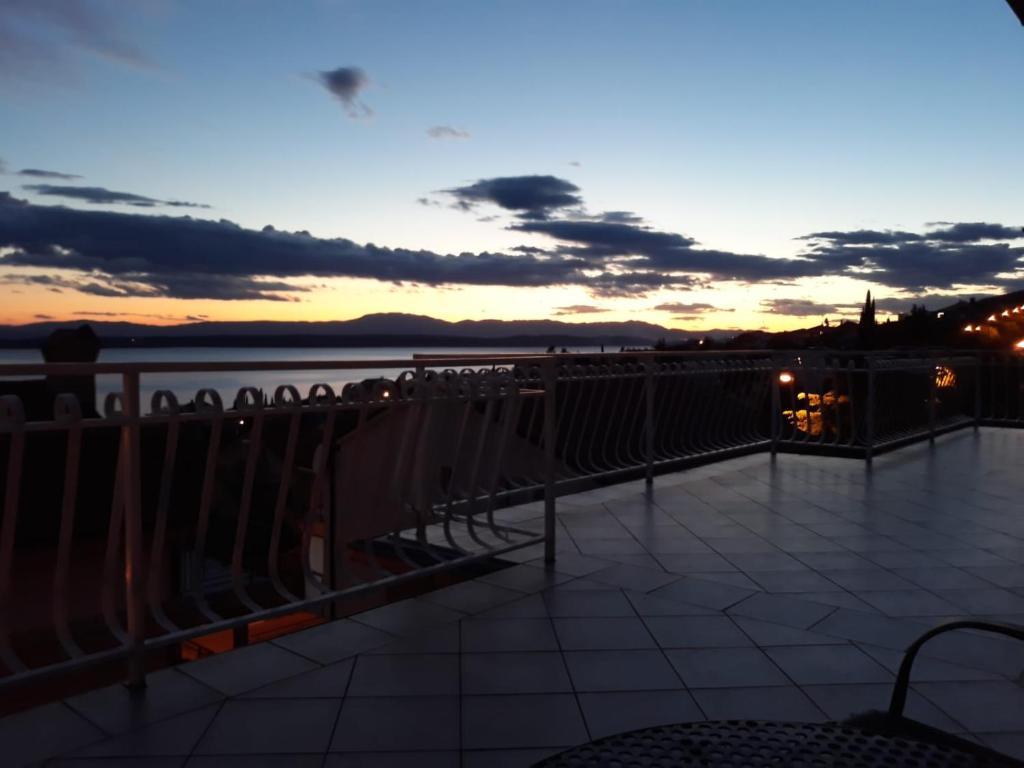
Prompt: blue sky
<box><xmin>1</xmin><ymin>0</ymin><xmax>1022</xmax><ymax>328</ymax></box>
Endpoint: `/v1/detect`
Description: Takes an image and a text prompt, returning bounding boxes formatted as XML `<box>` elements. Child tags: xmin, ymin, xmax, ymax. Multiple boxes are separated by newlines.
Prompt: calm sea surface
<box><xmin>0</xmin><ymin>346</ymin><xmax>601</xmax><ymax>407</ymax></box>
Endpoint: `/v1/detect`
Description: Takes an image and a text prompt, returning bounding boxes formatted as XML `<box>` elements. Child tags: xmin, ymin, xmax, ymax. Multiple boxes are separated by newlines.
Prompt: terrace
<box><xmin>1</xmin><ymin>352</ymin><xmax>1024</xmax><ymax>765</ymax></box>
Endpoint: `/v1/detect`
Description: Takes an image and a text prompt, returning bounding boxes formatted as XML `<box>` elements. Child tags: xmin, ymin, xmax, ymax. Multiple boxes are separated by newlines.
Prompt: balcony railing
<box><xmin>0</xmin><ymin>349</ymin><xmax>1022</xmax><ymax>694</ymax></box>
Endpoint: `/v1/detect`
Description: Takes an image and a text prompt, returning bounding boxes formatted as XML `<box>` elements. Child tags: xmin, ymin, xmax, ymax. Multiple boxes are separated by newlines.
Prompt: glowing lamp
<box><xmin>1016</xmin><ymin>339</ymin><xmax>1024</xmax><ymax>350</ymax></box>
<box><xmin>778</xmin><ymin>372</ymin><xmax>794</xmax><ymax>385</ymax></box>
<box><xmin>988</xmin><ymin>315</ymin><xmax>997</xmax><ymax>322</ymax></box>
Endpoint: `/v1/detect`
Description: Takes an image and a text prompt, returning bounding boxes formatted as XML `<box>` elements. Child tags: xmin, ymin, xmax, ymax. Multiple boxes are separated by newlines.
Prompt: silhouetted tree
<box><xmin>858</xmin><ymin>290</ymin><xmax>876</xmax><ymax>348</ymax></box>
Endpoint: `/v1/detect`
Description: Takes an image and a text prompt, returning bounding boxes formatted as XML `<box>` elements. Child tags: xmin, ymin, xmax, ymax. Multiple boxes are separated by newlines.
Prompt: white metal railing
<box><xmin>771</xmin><ymin>352</ymin><xmax>983</xmax><ymax>461</ymax></box>
<box><xmin>0</xmin><ymin>355</ymin><xmax>559</xmax><ymax>691</ymax></box>
<box><xmin>0</xmin><ymin>348</ymin><xmax>1021</xmax><ymax>692</ymax></box>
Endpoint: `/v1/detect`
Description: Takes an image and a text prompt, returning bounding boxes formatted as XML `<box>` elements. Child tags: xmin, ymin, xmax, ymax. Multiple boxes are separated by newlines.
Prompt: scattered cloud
<box><xmin>316</xmin><ymin>66</ymin><xmax>372</xmax><ymax>118</ymax></box>
<box><xmin>761</xmin><ymin>298</ymin><xmax>843</xmax><ymax>316</ymax></box>
<box><xmin>72</xmin><ymin>310</ymin><xmax>204</xmax><ymax>321</ymax></box>
<box><xmin>442</xmin><ymin>175</ymin><xmax>583</xmax><ymax>220</ymax></box>
<box><xmin>23</xmin><ymin>184</ymin><xmax>210</xmax><ymax>209</ymax></box>
<box><xmin>554</xmin><ymin>304</ymin><xmax>609</xmax><ymax>315</ymax></box>
<box><xmin>427</xmin><ymin>125</ymin><xmax>470</xmax><ymax>140</ymax></box>
<box><xmin>33</xmin><ymin>313</ymin><xmax>53</xmax><ymax>320</ymax></box>
<box><xmin>18</xmin><ymin>168</ymin><xmax>82</xmax><ymax>180</ymax></box>
<box><xmin>0</xmin><ymin>0</ymin><xmax>153</xmax><ymax>81</ymax></box>
<box><xmin>0</xmin><ymin>157</ymin><xmax>6</xmax><ymax>174</ymax></box>
<box><xmin>568</xmin><ymin>161</ymin><xmax>581</xmax><ymax>167</ymax></box>
<box><xmin>653</xmin><ymin>302</ymin><xmax>728</xmax><ymax>314</ymax></box>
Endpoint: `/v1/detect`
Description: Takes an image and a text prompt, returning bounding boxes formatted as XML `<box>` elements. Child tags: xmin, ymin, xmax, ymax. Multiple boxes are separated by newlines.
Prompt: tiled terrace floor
<box><xmin>5</xmin><ymin>427</ymin><xmax>1024</xmax><ymax>766</ymax></box>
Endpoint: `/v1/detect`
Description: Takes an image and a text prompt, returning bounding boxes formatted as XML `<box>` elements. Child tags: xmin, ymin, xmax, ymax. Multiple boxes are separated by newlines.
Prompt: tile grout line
<box><xmin>457</xmin><ymin>616</ymin><xmax>463</xmax><ymax>767</ymax></box>
<box><xmin>545</xmin><ymin>590</ymin><xmax>593</xmax><ymax>747</ymax></box>
<box><xmin>319</xmin><ymin>634</ymin><xmax>357</xmax><ymax>764</ymax></box>
<box><xmin>186</xmin><ymin>697</ymin><xmax>227</xmax><ymax>760</ymax></box>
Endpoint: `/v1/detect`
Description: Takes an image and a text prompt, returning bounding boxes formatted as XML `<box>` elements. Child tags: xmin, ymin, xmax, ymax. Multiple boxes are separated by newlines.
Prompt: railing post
<box><xmin>974</xmin><ymin>356</ymin><xmax>982</xmax><ymax>431</ymax></box>
<box><xmin>928</xmin><ymin>362</ymin><xmax>937</xmax><ymax>444</ymax></box>
<box><xmin>121</xmin><ymin>371</ymin><xmax>147</xmax><ymax>689</ymax></box>
<box><xmin>644</xmin><ymin>361</ymin><xmax>655</xmax><ymax>488</ymax></box>
<box><xmin>541</xmin><ymin>359</ymin><xmax>557</xmax><ymax>564</ymax></box>
<box><xmin>864</xmin><ymin>358</ymin><xmax>875</xmax><ymax>465</ymax></box>
<box><xmin>770</xmin><ymin>362</ymin><xmax>780</xmax><ymax>456</ymax></box>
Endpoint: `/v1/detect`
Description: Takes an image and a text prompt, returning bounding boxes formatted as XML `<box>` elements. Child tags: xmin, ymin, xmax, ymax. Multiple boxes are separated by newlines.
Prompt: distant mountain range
<box><xmin>0</xmin><ymin>313</ymin><xmax>743</xmax><ymax>348</ymax></box>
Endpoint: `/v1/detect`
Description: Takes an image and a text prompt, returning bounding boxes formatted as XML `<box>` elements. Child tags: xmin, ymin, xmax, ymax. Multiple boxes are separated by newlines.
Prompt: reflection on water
<box><xmin>0</xmin><ymin>346</ymin><xmax>597</xmax><ymax>410</ymax></box>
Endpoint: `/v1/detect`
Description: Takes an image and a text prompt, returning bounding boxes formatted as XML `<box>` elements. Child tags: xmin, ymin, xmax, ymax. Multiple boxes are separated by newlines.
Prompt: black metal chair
<box><xmin>536</xmin><ymin>621</ymin><xmax>1024</xmax><ymax>767</ymax></box>
<box><xmin>844</xmin><ymin>620</ymin><xmax>1024</xmax><ymax>765</ymax></box>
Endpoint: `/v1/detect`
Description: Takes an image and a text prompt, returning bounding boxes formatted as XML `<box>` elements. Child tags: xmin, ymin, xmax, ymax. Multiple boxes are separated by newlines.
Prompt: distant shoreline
<box><xmin>0</xmin><ymin>333</ymin><xmax>649</xmax><ymax>350</ymax></box>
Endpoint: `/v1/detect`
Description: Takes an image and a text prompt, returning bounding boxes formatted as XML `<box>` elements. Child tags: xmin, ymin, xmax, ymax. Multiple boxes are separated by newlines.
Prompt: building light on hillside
<box><xmin>988</xmin><ymin>315</ymin><xmax>997</xmax><ymax>322</ymax></box>
<box><xmin>935</xmin><ymin>365</ymin><xmax>956</xmax><ymax>389</ymax></box>
<box><xmin>1016</xmin><ymin>339</ymin><xmax>1024</xmax><ymax>351</ymax></box>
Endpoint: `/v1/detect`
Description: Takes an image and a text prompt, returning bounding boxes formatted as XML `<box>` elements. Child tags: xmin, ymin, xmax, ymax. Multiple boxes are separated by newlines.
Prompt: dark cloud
<box><xmin>762</xmin><ymin>298</ymin><xmax>844</xmax><ymax>316</ymax></box>
<box><xmin>553</xmin><ymin>304</ymin><xmax>609</xmax><ymax>315</ymax></box>
<box><xmin>0</xmin><ymin>193</ymin><xmax>598</xmax><ymax>301</ymax></box>
<box><xmin>597</xmin><ymin>211</ymin><xmax>644</xmax><ymax>224</ymax></box>
<box><xmin>442</xmin><ymin>175</ymin><xmax>582</xmax><ymax>220</ymax></box>
<box><xmin>23</xmin><ymin>184</ymin><xmax>210</xmax><ymax>209</ymax></box>
<box><xmin>448</xmin><ymin>175</ymin><xmax>1024</xmax><ymax>292</ymax></box>
<box><xmin>316</xmin><ymin>67</ymin><xmax>372</xmax><ymax>118</ymax></box>
<box><xmin>799</xmin><ymin>225</ymin><xmax>1024</xmax><ymax>291</ymax></box>
<box><xmin>0</xmin><ymin>0</ymin><xmax>152</xmax><ymax>80</ymax></box>
<box><xmin>427</xmin><ymin>125</ymin><xmax>471</xmax><ymax>140</ymax></box>
<box><xmin>653</xmin><ymin>302</ymin><xmax>728</xmax><ymax>314</ymax></box>
<box><xmin>443</xmin><ymin>175</ymin><xmax>826</xmax><ymax>284</ymax></box>
<box><xmin>925</xmin><ymin>222</ymin><xmax>1024</xmax><ymax>242</ymax></box>
<box><xmin>515</xmin><ymin>218</ymin><xmax>821</xmax><ymax>282</ymax></box>
<box><xmin>585</xmin><ymin>271</ymin><xmax>706</xmax><ymax>298</ymax></box>
<box><xmin>18</xmin><ymin>168</ymin><xmax>82</xmax><ymax>180</ymax></box>
<box><xmin>796</xmin><ymin>229</ymin><xmax>924</xmax><ymax>245</ymax></box>
<box><xmin>33</xmin><ymin>313</ymin><xmax>53</xmax><ymax>320</ymax></box>
<box><xmin>0</xmin><ymin>271</ymin><xmax>145</xmax><ymax>297</ymax></box>
<box><xmin>5</xmin><ymin>168</ymin><xmax>1023</xmax><ymax>305</ymax></box>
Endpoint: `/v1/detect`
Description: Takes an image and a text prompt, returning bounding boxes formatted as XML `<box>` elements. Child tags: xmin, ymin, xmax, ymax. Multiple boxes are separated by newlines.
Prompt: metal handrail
<box><xmin>2</xmin><ymin>347</ymin><xmax>1024</xmax><ymax>693</ymax></box>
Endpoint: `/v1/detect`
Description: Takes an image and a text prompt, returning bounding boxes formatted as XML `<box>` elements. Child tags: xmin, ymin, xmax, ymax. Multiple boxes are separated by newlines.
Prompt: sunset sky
<box><xmin>1</xmin><ymin>0</ymin><xmax>1023</xmax><ymax>332</ymax></box>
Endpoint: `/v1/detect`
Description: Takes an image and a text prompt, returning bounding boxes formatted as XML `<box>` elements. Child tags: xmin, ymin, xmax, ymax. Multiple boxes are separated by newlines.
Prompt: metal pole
<box><xmin>542</xmin><ymin>359</ymin><xmax>557</xmax><ymax>563</ymax></box>
<box><xmin>121</xmin><ymin>371</ymin><xmax>147</xmax><ymax>689</ymax></box>
<box><xmin>770</xmin><ymin>363</ymin><xmax>780</xmax><ymax>457</ymax></box>
<box><xmin>928</xmin><ymin>363</ymin><xmax>937</xmax><ymax>444</ymax></box>
<box><xmin>865</xmin><ymin>359</ymin><xmax>875</xmax><ymax>465</ymax></box>
<box><xmin>644</xmin><ymin>362</ymin><xmax>655</xmax><ymax>487</ymax></box>
<box><xmin>974</xmin><ymin>356</ymin><xmax>982</xmax><ymax>431</ymax></box>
